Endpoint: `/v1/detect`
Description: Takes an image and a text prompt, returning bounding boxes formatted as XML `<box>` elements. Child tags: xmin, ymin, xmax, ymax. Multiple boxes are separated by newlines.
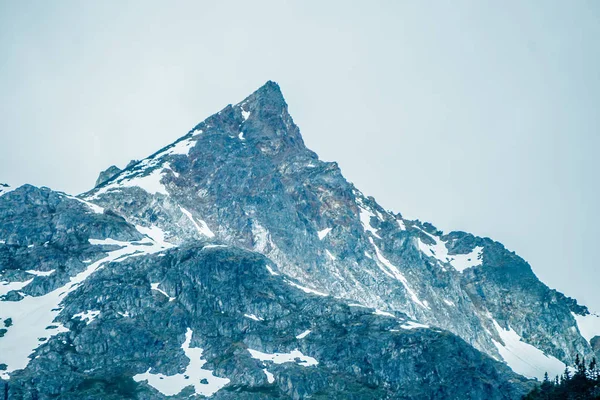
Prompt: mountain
<box><xmin>1</xmin><ymin>81</ymin><xmax>599</xmax><ymax>399</ymax></box>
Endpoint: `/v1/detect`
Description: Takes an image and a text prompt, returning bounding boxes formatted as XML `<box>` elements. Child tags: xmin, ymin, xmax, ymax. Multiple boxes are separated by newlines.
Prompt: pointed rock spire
<box><xmin>239</xmin><ymin>80</ymin><xmax>287</xmax><ymax>111</ymax></box>
<box><xmin>188</xmin><ymin>81</ymin><xmax>308</xmax><ymax>157</ymax></box>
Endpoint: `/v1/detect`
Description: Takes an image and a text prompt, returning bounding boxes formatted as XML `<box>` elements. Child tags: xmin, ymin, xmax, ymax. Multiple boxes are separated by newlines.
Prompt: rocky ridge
<box><xmin>1</xmin><ymin>185</ymin><xmax>530</xmax><ymax>399</ymax></box>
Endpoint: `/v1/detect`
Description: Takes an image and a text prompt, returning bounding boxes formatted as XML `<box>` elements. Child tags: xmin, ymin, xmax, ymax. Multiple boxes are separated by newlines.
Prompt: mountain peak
<box><xmin>183</xmin><ymin>81</ymin><xmax>306</xmax><ymax>158</ymax></box>
<box><xmin>244</xmin><ymin>80</ymin><xmax>284</xmax><ymax>101</ymax></box>
<box><xmin>236</xmin><ymin>80</ymin><xmax>287</xmax><ymax>114</ymax></box>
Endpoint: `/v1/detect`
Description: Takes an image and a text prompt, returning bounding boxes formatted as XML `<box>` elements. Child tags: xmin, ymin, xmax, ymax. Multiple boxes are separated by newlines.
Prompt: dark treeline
<box><xmin>524</xmin><ymin>356</ymin><xmax>600</xmax><ymax>399</ymax></box>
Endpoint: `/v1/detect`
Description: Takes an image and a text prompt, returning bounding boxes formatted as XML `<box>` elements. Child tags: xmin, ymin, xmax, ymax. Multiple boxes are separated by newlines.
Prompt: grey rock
<box><xmin>0</xmin><ymin>192</ymin><xmax>532</xmax><ymax>398</ymax></box>
<box><xmin>95</xmin><ymin>166</ymin><xmax>122</xmax><ymax>187</ymax></box>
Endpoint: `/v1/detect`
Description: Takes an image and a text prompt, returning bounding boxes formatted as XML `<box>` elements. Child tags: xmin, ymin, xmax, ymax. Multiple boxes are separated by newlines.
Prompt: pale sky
<box><xmin>1</xmin><ymin>1</ymin><xmax>599</xmax><ymax>310</ymax></box>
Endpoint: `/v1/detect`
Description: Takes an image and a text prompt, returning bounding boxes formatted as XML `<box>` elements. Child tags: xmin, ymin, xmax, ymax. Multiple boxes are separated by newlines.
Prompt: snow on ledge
<box><xmin>248</xmin><ymin>348</ymin><xmax>318</xmax><ymax>367</ymax></box>
<box><xmin>368</xmin><ymin>237</ymin><xmax>429</xmax><ymax>309</ymax></box>
<box><xmin>180</xmin><ymin>207</ymin><xmax>215</xmax><ymax>238</ymax></box>
<box><xmin>296</xmin><ymin>330</ymin><xmax>311</xmax><ymax>339</ymax></box>
<box><xmin>266</xmin><ymin>265</ymin><xmax>280</xmax><ymax>276</ymax></box>
<box><xmin>325</xmin><ymin>249</ymin><xmax>336</xmax><ymax>261</ymax></box>
<box><xmin>285</xmin><ymin>280</ymin><xmax>328</xmax><ymax>297</ymax></box>
<box><xmin>151</xmin><ymin>283</ymin><xmax>176</xmax><ymax>302</ymax></box>
<box><xmin>400</xmin><ymin>321</ymin><xmax>430</xmax><ymax>330</ymax></box>
<box><xmin>317</xmin><ymin>228</ymin><xmax>332</xmax><ymax>240</ymax></box>
<box><xmin>25</xmin><ymin>269</ymin><xmax>55</xmax><ymax>277</ymax></box>
<box><xmin>358</xmin><ymin>205</ymin><xmax>381</xmax><ymax>239</ymax></box>
<box><xmin>373</xmin><ymin>309</ymin><xmax>396</xmax><ymax>318</ymax></box>
<box><xmin>72</xmin><ymin>310</ymin><xmax>100</xmax><ymax>325</ymax></box>
<box><xmin>244</xmin><ymin>313</ymin><xmax>264</xmax><ymax>322</ymax></box>
<box><xmin>417</xmin><ymin>230</ymin><xmax>483</xmax><ymax>273</ymax></box>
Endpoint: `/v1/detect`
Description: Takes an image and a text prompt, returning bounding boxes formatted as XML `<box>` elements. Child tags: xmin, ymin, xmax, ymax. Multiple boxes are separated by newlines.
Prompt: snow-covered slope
<box><xmin>0</xmin><ymin>183</ymin><xmax>14</xmax><ymax>198</ymax></box>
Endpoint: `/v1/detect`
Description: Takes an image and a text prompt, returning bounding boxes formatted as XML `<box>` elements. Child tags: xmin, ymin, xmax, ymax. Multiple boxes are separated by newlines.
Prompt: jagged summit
<box><xmin>89</xmin><ymin>81</ymin><xmax>311</xmax><ymax>191</ymax></box>
<box><xmin>187</xmin><ymin>80</ymin><xmax>306</xmax><ymax>155</ymax></box>
<box><xmin>242</xmin><ymin>80</ymin><xmax>286</xmax><ymax>107</ymax></box>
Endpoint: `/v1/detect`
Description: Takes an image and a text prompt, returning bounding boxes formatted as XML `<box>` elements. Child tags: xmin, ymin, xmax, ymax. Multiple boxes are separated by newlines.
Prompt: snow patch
<box><xmin>0</xmin><ymin>278</ymin><xmax>34</xmax><ymax>297</ymax></box>
<box><xmin>373</xmin><ymin>309</ymin><xmax>396</xmax><ymax>318</ymax></box>
<box><xmin>88</xmin><ymin>167</ymin><xmax>171</xmax><ymax>199</ymax></box>
<box><xmin>122</xmin><ymin>169</ymin><xmax>169</xmax><ymax>195</ymax></box>
<box><xmin>401</xmin><ymin>321</ymin><xmax>430</xmax><ymax>330</ymax></box>
<box><xmin>369</xmin><ymin>237</ymin><xmax>429</xmax><ymax>309</ymax></box>
<box><xmin>397</xmin><ymin>218</ymin><xmax>406</xmax><ymax>230</ymax></box>
<box><xmin>0</xmin><ymin>184</ymin><xmax>14</xmax><ymax>197</ymax></box>
<box><xmin>348</xmin><ymin>303</ymin><xmax>369</xmax><ymax>308</ymax></box>
<box><xmin>160</xmin><ymin>138</ymin><xmax>195</xmax><ymax>157</ymax></box>
<box><xmin>358</xmin><ymin>205</ymin><xmax>381</xmax><ymax>239</ymax></box>
<box><xmin>285</xmin><ymin>280</ymin><xmax>328</xmax><ymax>297</ymax></box>
<box><xmin>317</xmin><ymin>228</ymin><xmax>332</xmax><ymax>240</ymax></box>
<box><xmin>133</xmin><ymin>328</ymin><xmax>230</xmax><ymax>396</ymax></box>
<box><xmin>202</xmin><ymin>244</ymin><xmax>228</xmax><ymax>250</ymax></box>
<box><xmin>248</xmin><ymin>348</ymin><xmax>318</xmax><ymax>367</ymax></box>
<box><xmin>241</xmin><ymin>109</ymin><xmax>251</xmax><ymax>121</ymax></box>
<box><xmin>325</xmin><ymin>249</ymin><xmax>336</xmax><ymax>261</ymax></box>
<box><xmin>417</xmin><ymin>231</ymin><xmax>483</xmax><ymax>272</ymax></box>
<box><xmin>244</xmin><ymin>314</ymin><xmax>264</xmax><ymax>322</ymax></box>
<box><xmin>296</xmin><ymin>330</ymin><xmax>311</xmax><ymax>339</ymax></box>
<box><xmin>65</xmin><ymin>195</ymin><xmax>104</xmax><ymax>214</ymax></box>
<box><xmin>72</xmin><ymin>310</ymin><xmax>100</xmax><ymax>325</ymax></box>
<box><xmin>491</xmin><ymin>319</ymin><xmax>565</xmax><ymax>380</ymax></box>
<box><xmin>25</xmin><ymin>270</ymin><xmax>55</xmax><ymax>277</ymax></box>
<box><xmin>135</xmin><ymin>225</ymin><xmax>175</xmax><ymax>250</ymax></box>
<box><xmin>266</xmin><ymin>265</ymin><xmax>279</xmax><ymax>276</ymax></box>
<box><xmin>180</xmin><ymin>207</ymin><xmax>215</xmax><ymax>238</ymax></box>
<box><xmin>572</xmin><ymin>312</ymin><xmax>600</xmax><ymax>342</ymax></box>
<box><xmin>151</xmin><ymin>283</ymin><xmax>176</xmax><ymax>302</ymax></box>
<box><xmin>262</xmin><ymin>368</ymin><xmax>275</xmax><ymax>383</ymax></box>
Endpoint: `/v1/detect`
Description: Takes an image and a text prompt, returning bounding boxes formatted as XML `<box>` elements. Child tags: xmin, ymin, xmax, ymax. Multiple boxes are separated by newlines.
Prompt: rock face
<box><xmin>0</xmin><ymin>81</ymin><xmax>598</xmax><ymax>399</ymax></box>
<box><xmin>95</xmin><ymin>165</ymin><xmax>122</xmax><ymax>187</ymax></box>
<box><xmin>1</xmin><ymin>185</ymin><xmax>531</xmax><ymax>399</ymax></box>
<box><xmin>83</xmin><ymin>81</ymin><xmax>598</xmax><ymax>377</ymax></box>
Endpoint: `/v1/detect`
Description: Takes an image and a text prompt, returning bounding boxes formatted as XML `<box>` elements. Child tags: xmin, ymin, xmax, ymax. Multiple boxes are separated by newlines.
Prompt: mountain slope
<box><xmin>82</xmin><ymin>81</ymin><xmax>599</xmax><ymax>380</ymax></box>
<box><xmin>0</xmin><ymin>185</ymin><xmax>532</xmax><ymax>399</ymax></box>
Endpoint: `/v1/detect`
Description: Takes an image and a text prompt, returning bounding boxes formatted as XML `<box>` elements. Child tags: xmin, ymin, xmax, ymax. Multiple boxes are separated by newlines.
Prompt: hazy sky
<box><xmin>1</xmin><ymin>1</ymin><xmax>599</xmax><ymax>310</ymax></box>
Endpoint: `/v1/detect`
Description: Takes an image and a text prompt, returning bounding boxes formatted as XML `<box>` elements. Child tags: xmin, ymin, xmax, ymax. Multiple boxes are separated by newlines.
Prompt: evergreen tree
<box><xmin>522</xmin><ymin>354</ymin><xmax>600</xmax><ymax>399</ymax></box>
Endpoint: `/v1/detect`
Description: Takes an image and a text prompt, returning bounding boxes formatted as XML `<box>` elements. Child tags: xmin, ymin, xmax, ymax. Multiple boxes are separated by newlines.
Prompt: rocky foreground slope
<box><xmin>1</xmin><ymin>81</ymin><xmax>599</xmax><ymax>399</ymax></box>
<box><xmin>0</xmin><ymin>185</ymin><xmax>531</xmax><ymax>399</ymax></box>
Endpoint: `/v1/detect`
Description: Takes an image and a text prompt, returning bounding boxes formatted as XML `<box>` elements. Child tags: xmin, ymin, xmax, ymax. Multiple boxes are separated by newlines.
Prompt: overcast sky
<box><xmin>1</xmin><ymin>1</ymin><xmax>599</xmax><ymax>310</ymax></box>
